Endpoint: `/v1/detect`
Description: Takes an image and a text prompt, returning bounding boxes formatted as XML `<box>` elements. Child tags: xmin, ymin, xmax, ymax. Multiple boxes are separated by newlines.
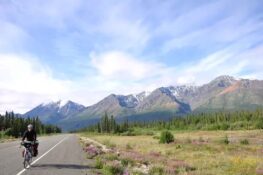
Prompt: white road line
<box><xmin>16</xmin><ymin>136</ymin><xmax>68</xmax><ymax>175</ymax></box>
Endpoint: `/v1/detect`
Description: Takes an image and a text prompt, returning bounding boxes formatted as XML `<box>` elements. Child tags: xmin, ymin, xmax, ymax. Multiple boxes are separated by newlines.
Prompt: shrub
<box><xmin>120</xmin><ymin>131</ymin><xmax>136</xmax><ymax>136</ymax></box>
<box><xmin>255</xmin><ymin>119</ymin><xmax>263</xmax><ymax>129</ymax></box>
<box><xmin>0</xmin><ymin>131</ymin><xmax>6</xmax><ymax>139</ymax></box>
<box><xmin>95</xmin><ymin>157</ymin><xmax>103</xmax><ymax>169</ymax></box>
<box><xmin>240</xmin><ymin>139</ymin><xmax>249</xmax><ymax>145</ymax></box>
<box><xmin>4</xmin><ymin>128</ymin><xmax>12</xmax><ymax>136</ymax></box>
<box><xmin>198</xmin><ymin>136</ymin><xmax>205</xmax><ymax>142</ymax></box>
<box><xmin>176</xmin><ymin>144</ymin><xmax>182</xmax><ymax>149</ymax></box>
<box><xmin>126</xmin><ymin>143</ymin><xmax>133</xmax><ymax>150</ymax></box>
<box><xmin>222</xmin><ymin>135</ymin><xmax>230</xmax><ymax>145</ymax></box>
<box><xmin>132</xmin><ymin>171</ymin><xmax>144</xmax><ymax>175</ymax></box>
<box><xmin>153</xmin><ymin>135</ymin><xmax>160</xmax><ymax>140</ymax></box>
<box><xmin>159</xmin><ymin>131</ymin><xmax>174</xmax><ymax>144</ymax></box>
<box><xmin>121</xmin><ymin>158</ymin><xmax>129</xmax><ymax>167</ymax></box>
<box><xmin>149</xmin><ymin>166</ymin><xmax>165</xmax><ymax>175</ymax></box>
<box><xmin>102</xmin><ymin>139</ymin><xmax>116</xmax><ymax>148</ymax></box>
<box><xmin>120</xmin><ymin>151</ymin><xmax>149</xmax><ymax>165</ymax></box>
<box><xmin>128</xmin><ymin>129</ymin><xmax>154</xmax><ymax>136</ymax></box>
<box><xmin>185</xmin><ymin>137</ymin><xmax>192</xmax><ymax>144</ymax></box>
<box><xmin>165</xmin><ymin>150</ymin><xmax>173</xmax><ymax>156</ymax></box>
<box><xmin>120</xmin><ymin>157</ymin><xmax>135</xmax><ymax>167</ymax></box>
<box><xmin>220</xmin><ymin>123</ymin><xmax>230</xmax><ymax>130</ymax></box>
<box><xmin>103</xmin><ymin>160</ymin><xmax>124</xmax><ymax>175</ymax></box>
<box><xmin>103</xmin><ymin>153</ymin><xmax>119</xmax><ymax>161</ymax></box>
<box><xmin>145</xmin><ymin>131</ymin><xmax>155</xmax><ymax>136</ymax></box>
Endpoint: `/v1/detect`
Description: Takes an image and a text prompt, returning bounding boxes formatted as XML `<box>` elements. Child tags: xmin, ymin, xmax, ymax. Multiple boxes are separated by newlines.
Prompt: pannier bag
<box><xmin>33</xmin><ymin>141</ymin><xmax>39</xmax><ymax>157</ymax></box>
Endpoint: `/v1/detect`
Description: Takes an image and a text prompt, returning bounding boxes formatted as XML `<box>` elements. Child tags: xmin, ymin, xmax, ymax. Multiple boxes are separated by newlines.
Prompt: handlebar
<box><xmin>21</xmin><ymin>140</ymin><xmax>39</xmax><ymax>145</ymax></box>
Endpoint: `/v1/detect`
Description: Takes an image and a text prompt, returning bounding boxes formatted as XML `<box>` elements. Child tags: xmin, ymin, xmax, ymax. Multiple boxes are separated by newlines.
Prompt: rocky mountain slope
<box><xmin>23</xmin><ymin>100</ymin><xmax>85</xmax><ymax>123</ymax></box>
<box><xmin>23</xmin><ymin>75</ymin><xmax>263</xmax><ymax>130</ymax></box>
<box><xmin>196</xmin><ymin>78</ymin><xmax>263</xmax><ymax>111</ymax></box>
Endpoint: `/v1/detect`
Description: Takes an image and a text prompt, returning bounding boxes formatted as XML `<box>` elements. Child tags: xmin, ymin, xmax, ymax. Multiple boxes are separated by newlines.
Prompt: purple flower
<box><xmin>122</xmin><ymin>169</ymin><xmax>130</xmax><ymax>175</ymax></box>
<box><xmin>85</xmin><ymin>145</ymin><xmax>102</xmax><ymax>158</ymax></box>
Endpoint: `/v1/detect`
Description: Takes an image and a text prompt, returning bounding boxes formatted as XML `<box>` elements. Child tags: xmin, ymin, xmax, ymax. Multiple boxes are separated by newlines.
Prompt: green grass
<box><xmin>240</xmin><ymin>139</ymin><xmax>250</xmax><ymax>145</ymax></box>
<box><xmin>0</xmin><ymin>131</ymin><xmax>14</xmax><ymax>142</ymax></box>
<box><xmin>95</xmin><ymin>157</ymin><xmax>104</xmax><ymax>169</ymax></box>
<box><xmin>81</xmin><ymin>130</ymin><xmax>263</xmax><ymax>175</ymax></box>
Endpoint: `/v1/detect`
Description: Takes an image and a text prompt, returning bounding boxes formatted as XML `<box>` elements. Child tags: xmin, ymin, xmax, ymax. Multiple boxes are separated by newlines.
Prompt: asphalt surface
<box><xmin>0</xmin><ymin>134</ymin><xmax>93</xmax><ymax>175</ymax></box>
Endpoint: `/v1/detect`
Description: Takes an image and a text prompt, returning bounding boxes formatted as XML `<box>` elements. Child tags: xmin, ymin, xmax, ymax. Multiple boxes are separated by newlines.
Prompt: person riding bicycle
<box><xmin>21</xmin><ymin>124</ymin><xmax>38</xmax><ymax>157</ymax></box>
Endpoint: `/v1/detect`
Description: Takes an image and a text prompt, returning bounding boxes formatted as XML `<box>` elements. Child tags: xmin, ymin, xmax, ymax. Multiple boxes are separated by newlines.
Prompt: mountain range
<box><xmin>24</xmin><ymin>100</ymin><xmax>85</xmax><ymax>123</ymax></box>
<box><xmin>23</xmin><ymin>75</ymin><xmax>263</xmax><ymax>131</ymax></box>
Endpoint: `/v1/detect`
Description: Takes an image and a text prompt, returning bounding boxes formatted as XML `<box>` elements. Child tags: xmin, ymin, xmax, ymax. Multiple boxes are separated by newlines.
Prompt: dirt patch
<box><xmin>218</xmin><ymin>81</ymin><xmax>241</xmax><ymax>96</ymax></box>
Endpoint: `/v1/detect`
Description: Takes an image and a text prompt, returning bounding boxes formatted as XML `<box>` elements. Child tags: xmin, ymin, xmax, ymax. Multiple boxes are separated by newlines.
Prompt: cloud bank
<box><xmin>0</xmin><ymin>0</ymin><xmax>263</xmax><ymax>113</ymax></box>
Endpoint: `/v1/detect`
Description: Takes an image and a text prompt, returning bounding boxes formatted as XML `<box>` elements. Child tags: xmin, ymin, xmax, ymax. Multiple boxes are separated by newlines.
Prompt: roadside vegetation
<box><xmin>79</xmin><ymin>109</ymin><xmax>263</xmax><ymax>175</ymax></box>
<box><xmin>81</xmin><ymin>130</ymin><xmax>263</xmax><ymax>175</ymax></box>
<box><xmin>0</xmin><ymin>111</ymin><xmax>61</xmax><ymax>140</ymax></box>
<box><xmin>81</xmin><ymin>109</ymin><xmax>263</xmax><ymax>134</ymax></box>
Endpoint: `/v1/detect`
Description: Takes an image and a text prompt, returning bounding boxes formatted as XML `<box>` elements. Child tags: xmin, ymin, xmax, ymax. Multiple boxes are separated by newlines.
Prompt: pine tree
<box><xmin>110</xmin><ymin>115</ymin><xmax>115</xmax><ymax>133</ymax></box>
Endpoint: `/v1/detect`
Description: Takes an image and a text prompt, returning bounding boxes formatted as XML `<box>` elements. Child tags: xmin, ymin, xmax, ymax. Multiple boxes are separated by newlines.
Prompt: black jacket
<box><xmin>22</xmin><ymin>130</ymin><xmax>37</xmax><ymax>141</ymax></box>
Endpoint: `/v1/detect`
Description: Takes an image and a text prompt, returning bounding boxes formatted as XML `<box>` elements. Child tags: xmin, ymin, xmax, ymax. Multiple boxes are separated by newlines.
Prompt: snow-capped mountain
<box><xmin>58</xmin><ymin>100</ymin><xmax>86</xmax><ymax>116</ymax></box>
<box><xmin>24</xmin><ymin>75</ymin><xmax>263</xmax><ymax>131</ymax></box>
<box><xmin>134</xmin><ymin>91</ymin><xmax>151</xmax><ymax>102</ymax></box>
<box><xmin>166</xmin><ymin>85</ymin><xmax>198</xmax><ymax>98</ymax></box>
<box><xmin>23</xmin><ymin>100</ymin><xmax>85</xmax><ymax>123</ymax></box>
<box><xmin>117</xmin><ymin>95</ymin><xmax>139</xmax><ymax>108</ymax></box>
<box><xmin>115</xmin><ymin>91</ymin><xmax>153</xmax><ymax>108</ymax></box>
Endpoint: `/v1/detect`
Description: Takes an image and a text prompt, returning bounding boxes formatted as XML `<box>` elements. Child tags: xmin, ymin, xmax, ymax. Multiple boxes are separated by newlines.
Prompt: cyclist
<box><xmin>21</xmin><ymin>124</ymin><xmax>38</xmax><ymax>157</ymax></box>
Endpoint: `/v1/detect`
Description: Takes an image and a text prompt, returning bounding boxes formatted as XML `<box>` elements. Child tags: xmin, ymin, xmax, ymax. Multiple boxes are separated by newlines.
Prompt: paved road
<box><xmin>0</xmin><ymin>134</ymin><xmax>93</xmax><ymax>175</ymax></box>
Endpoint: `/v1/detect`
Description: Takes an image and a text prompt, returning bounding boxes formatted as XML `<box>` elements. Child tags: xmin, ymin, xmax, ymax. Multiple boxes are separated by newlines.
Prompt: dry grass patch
<box><xmin>81</xmin><ymin>130</ymin><xmax>263</xmax><ymax>175</ymax></box>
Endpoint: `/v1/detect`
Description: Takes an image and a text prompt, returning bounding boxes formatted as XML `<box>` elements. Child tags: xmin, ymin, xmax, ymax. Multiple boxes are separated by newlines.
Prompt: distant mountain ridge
<box><xmin>23</xmin><ymin>75</ymin><xmax>263</xmax><ymax>130</ymax></box>
<box><xmin>23</xmin><ymin>100</ymin><xmax>85</xmax><ymax>123</ymax></box>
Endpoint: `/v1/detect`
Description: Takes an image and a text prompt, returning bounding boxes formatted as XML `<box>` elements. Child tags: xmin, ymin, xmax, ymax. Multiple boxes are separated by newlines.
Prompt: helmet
<box><xmin>27</xmin><ymin>124</ymin><xmax>33</xmax><ymax>129</ymax></box>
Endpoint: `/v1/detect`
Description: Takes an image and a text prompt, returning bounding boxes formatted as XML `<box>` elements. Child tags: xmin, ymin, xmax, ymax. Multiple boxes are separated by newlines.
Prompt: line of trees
<box><xmin>0</xmin><ymin>111</ymin><xmax>61</xmax><ymax>138</ymax></box>
<box><xmin>164</xmin><ymin>109</ymin><xmax>263</xmax><ymax>130</ymax></box>
<box><xmin>83</xmin><ymin>109</ymin><xmax>263</xmax><ymax>133</ymax></box>
<box><xmin>82</xmin><ymin>113</ymin><xmax>129</xmax><ymax>134</ymax></box>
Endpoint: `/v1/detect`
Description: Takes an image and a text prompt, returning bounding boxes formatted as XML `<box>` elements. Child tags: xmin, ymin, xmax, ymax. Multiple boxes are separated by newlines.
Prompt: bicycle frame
<box><xmin>22</xmin><ymin>142</ymin><xmax>33</xmax><ymax>168</ymax></box>
<box><xmin>24</xmin><ymin>146</ymin><xmax>32</xmax><ymax>158</ymax></box>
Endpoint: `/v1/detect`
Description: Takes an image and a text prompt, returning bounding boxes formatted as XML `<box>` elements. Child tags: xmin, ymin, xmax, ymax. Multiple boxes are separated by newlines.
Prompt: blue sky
<box><xmin>0</xmin><ymin>0</ymin><xmax>263</xmax><ymax>113</ymax></box>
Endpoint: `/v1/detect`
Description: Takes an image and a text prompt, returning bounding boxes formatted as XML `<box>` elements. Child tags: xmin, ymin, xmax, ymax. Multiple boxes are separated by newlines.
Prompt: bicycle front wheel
<box><xmin>23</xmin><ymin>160</ymin><xmax>28</xmax><ymax>168</ymax></box>
<box><xmin>23</xmin><ymin>154</ymin><xmax>31</xmax><ymax>168</ymax></box>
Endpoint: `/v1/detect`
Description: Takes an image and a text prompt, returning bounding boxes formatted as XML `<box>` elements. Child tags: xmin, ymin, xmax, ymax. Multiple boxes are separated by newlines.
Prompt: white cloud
<box><xmin>0</xmin><ymin>51</ymin><xmax>171</xmax><ymax>114</ymax></box>
<box><xmin>0</xmin><ymin>0</ymin><xmax>263</xmax><ymax>114</ymax></box>
<box><xmin>155</xmin><ymin>0</ymin><xmax>226</xmax><ymax>37</ymax></box>
<box><xmin>1</xmin><ymin>45</ymin><xmax>262</xmax><ymax>114</ymax></box>
<box><xmin>0</xmin><ymin>54</ymin><xmax>72</xmax><ymax>113</ymax></box>
<box><xmin>90</xmin><ymin>51</ymin><xmax>165</xmax><ymax>80</ymax></box>
<box><xmin>172</xmin><ymin>44</ymin><xmax>263</xmax><ymax>85</ymax></box>
<box><xmin>159</xmin><ymin>1</ymin><xmax>263</xmax><ymax>53</ymax></box>
<box><xmin>162</xmin><ymin>17</ymin><xmax>263</xmax><ymax>52</ymax></box>
<box><xmin>86</xmin><ymin>44</ymin><xmax>263</xmax><ymax>101</ymax></box>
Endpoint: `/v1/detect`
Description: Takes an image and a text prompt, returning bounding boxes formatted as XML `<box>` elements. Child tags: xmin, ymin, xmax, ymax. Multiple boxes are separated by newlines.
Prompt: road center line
<box><xmin>16</xmin><ymin>136</ymin><xmax>68</xmax><ymax>175</ymax></box>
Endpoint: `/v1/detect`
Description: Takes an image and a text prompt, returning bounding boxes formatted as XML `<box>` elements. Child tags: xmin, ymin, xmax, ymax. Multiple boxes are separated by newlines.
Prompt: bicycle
<box><xmin>21</xmin><ymin>141</ymin><xmax>35</xmax><ymax>168</ymax></box>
